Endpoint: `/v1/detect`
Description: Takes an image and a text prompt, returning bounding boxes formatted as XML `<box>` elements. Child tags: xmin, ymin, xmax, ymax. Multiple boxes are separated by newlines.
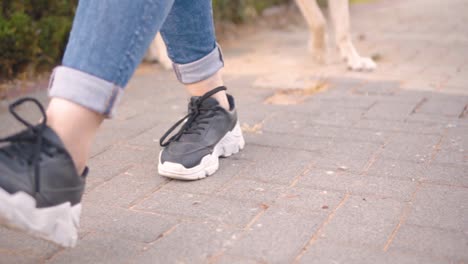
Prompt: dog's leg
<box><xmin>295</xmin><ymin>0</ymin><xmax>327</xmax><ymax>63</ymax></box>
<box><xmin>144</xmin><ymin>33</ymin><xmax>173</xmax><ymax>70</ymax></box>
<box><xmin>329</xmin><ymin>0</ymin><xmax>376</xmax><ymax>71</ymax></box>
<box><xmin>154</xmin><ymin>33</ymin><xmax>173</xmax><ymax>70</ymax></box>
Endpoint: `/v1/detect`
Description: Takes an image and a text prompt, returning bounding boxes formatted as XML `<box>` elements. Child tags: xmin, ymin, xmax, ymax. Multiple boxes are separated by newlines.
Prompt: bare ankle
<box><xmin>185</xmin><ymin>71</ymin><xmax>230</xmax><ymax>110</ymax></box>
<box><xmin>46</xmin><ymin>98</ymin><xmax>104</xmax><ymax>174</ymax></box>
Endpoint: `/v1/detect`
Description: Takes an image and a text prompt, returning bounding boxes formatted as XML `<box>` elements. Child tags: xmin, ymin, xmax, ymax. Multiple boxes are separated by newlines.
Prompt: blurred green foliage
<box><xmin>0</xmin><ymin>0</ymin><xmax>288</xmax><ymax>81</ymax></box>
<box><xmin>0</xmin><ymin>0</ymin><xmax>76</xmax><ymax>80</ymax></box>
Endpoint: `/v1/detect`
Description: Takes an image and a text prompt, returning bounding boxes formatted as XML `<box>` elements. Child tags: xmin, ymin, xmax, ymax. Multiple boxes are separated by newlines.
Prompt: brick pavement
<box><xmin>0</xmin><ymin>0</ymin><xmax>467</xmax><ymax>263</ymax></box>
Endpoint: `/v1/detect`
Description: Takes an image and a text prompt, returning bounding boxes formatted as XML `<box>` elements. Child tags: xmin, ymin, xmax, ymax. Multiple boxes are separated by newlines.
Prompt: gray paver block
<box><xmin>245</xmin><ymin>132</ymin><xmax>330</xmax><ymax>153</ymax></box>
<box><xmin>234</xmin><ymin>145</ymin><xmax>316</xmax><ymax>185</ymax></box>
<box><xmin>299</xmin><ymin>239</ymin><xmax>449</xmax><ymax>264</ymax></box>
<box><xmin>263</xmin><ymin>116</ymin><xmax>389</xmax><ymax>143</ymax></box>
<box><xmin>133</xmin><ymin>222</ymin><xmax>240</xmax><ymax>264</ymax></box>
<box><xmin>417</xmin><ymin>98</ymin><xmax>467</xmax><ymax>116</ymax></box>
<box><xmin>433</xmin><ymin>126</ymin><xmax>468</xmax><ymax>165</ymax></box>
<box><xmin>275</xmin><ymin>187</ymin><xmax>345</xmax><ymax>212</ymax></box>
<box><xmin>216</xmin><ymin>254</ymin><xmax>260</xmax><ymax>264</ymax></box>
<box><xmin>319</xmin><ymin>195</ymin><xmax>404</xmax><ymax>246</ymax></box>
<box><xmin>124</xmin><ymin>122</ymin><xmax>172</xmax><ymax>147</ymax></box>
<box><xmin>134</xmin><ymin>189</ymin><xmax>262</xmax><ymax>227</ymax></box>
<box><xmin>309</xmin><ymin>108</ymin><xmax>365</xmax><ymax>127</ymax></box>
<box><xmin>163</xmin><ymin>158</ymin><xmax>252</xmax><ymax>195</ymax></box>
<box><xmin>406</xmin><ymin>184</ymin><xmax>468</xmax><ymax>231</ymax></box>
<box><xmin>0</xmin><ymin>228</ymin><xmax>60</xmax><ymax>258</ymax></box>
<box><xmin>380</xmin><ymin>133</ymin><xmax>441</xmax><ymax>162</ymax></box>
<box><xmin>388</xmin><ymin>224</ymin><xmax>468</xmax><ymax>261</ymax></box>
<box><xmin>313</xmin><ymin>139</ymin><xmax>382</xmax><ymax>173</ymax></box>
<box><xmin>47</xmin><ymin>232</ymin><xmax>145</xmax><ymax>264</ymax></box>
<box><xmin>226</xmin><ymin>207</ymin><xmax>327</xmax><ymax>263</ymax></box>
<box><xmin>422</xmin><ymin>162</ymin><xmax>468</xmax><ymax>186</ymax></box>
<box><xmin>353</xmin><ymin>80</ymin><xmax>401</xmax><ymax>96</ymax></box>
<box><xmin>83</xmin><ymin>164</ymin><xmax>168</xmax><ymax>208</ymax></box>
<box><xmin>218</xmin><ymin>178</ymin><xmax>287</xmax><ymax>204</ymax></box>
<box><xmin>366</xmin><ymin>158</ymin><xmax>425</xmax><ymax>180</ymax></box>
<box><xmin>365</xmin><ymin>101</ymin><xmax>416</xmax><ymax>120</ymax></box>
<box><xmin>313</xmin><ymin>95</ymin><xmax>378</xmax><ymax>110</ymax></box>
<box><xmin>0</xmin><ymin>252</ymin><xmax>40</xmax><ymax>264</ymax></box>
<box><xmin>297</xmin><ymin>169</ymin><xmax>417</xmax><ymax>201</ymax></box>
<box><xmin>86</xmin><ymin>144</ymin><xmax>157</xmax><ymax>190</ymax></box>
<box><xmin>80</xmin><ymin>205</ymin><xmax>177</xmax><ymax>243</ymax></box>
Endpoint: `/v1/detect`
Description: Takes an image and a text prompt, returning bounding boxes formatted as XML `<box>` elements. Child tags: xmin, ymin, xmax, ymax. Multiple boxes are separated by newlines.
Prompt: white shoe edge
<box><xmin>0</xmin><ymin>187</ymin><xmax>81</xmax><ymax>248</ymax></box>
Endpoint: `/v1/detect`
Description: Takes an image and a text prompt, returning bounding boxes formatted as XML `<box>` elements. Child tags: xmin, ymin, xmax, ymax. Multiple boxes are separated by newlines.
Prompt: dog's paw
<box><xmin>347</xmin><ymin>56</ymin><xmax>377</xmax><ymax>71</ymax></box>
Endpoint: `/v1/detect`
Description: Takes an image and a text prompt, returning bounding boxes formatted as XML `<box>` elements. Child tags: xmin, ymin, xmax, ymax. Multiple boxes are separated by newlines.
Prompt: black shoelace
<box><xmin>160</xmin><ymin>86</ymin><xmax>227</xmax><ymax>147</ymax></box>
<box><xmin>0</xmin><ymin>97</ymin><xmax>48</xmax><ymax>192</ymax></box>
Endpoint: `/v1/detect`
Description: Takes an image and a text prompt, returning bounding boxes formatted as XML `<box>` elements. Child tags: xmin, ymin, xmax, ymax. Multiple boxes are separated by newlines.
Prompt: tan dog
<box><xmin>145</xmin><ymin>0</ymin><xmax>376</xmax><ymax>71</ymax></box>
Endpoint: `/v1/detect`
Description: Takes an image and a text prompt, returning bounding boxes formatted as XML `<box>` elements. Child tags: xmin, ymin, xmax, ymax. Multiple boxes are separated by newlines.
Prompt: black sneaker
<box><xmin>0</xmin><ymin>98</ymin><xmax>86</xmax><ymax>247</ymax></box>
<box><xmin>158</xmin><ymin>86</ymin><xmax>245</xmax><ymax>180</ymax></box>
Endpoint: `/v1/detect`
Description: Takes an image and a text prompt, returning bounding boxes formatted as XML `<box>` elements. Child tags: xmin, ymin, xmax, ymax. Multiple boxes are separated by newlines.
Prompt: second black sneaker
<box><xmin>0</xmin><ymin>98</ymin><xmax>86</xmax><ymax>247</ymax></box>
<box><xmin>158</xmin><ymin>86</ymin><xmax>245</xmax><ymax>180</ymax></box>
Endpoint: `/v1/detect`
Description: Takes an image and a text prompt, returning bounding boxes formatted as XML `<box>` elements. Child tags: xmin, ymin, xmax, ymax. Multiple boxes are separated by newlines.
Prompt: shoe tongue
<box><xmin>40</xmin><ymin>126</ymin><xmax>66</xmax><ymax>148</ymax></box>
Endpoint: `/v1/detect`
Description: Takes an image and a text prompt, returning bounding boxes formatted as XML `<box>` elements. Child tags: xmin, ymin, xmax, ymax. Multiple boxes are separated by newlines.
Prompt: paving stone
<box><xmin>299</xmin><ymin>239</ymin><xmax>449</xmax><ymax>264</ymax></box>
<box><xmin>226</xmin><ymin>207</ymin><xmax>327</xmax><ymax>263</ymax></box>
<box><xmin>263</xmin><ymin>118</ymin><xmax>389</xmax><ymax>143</ymax></box>
<box><xmin>132</xmin><ymin>222</ymin><xmax>240</xmax><ymax>264</ymax></box>
<box><xmin>216</xmin><ymin>254</ymin><xmax>260</xmax><ymax>264</ymax></box>
<box><xmin>421</xmin><ymin>162</ymin><xmax>468</xmax><ymax>186</ymax></box>
<box><xmin>218</xmin><ymin>178</ymin><xmax>286</xmax><ymax>204</ymax></box>
<box><xmin>80</xmin><ymin>205</ymin><xmax>177</xmax><ymax>243</ymax></box>
<box><xmin>83</xmin><ymin>164</ymin><xmax>168</xmax><ymax>208</ymax></box>
<box><xmin>308</xmin><ymin>108</ymin><xmax>365</xmax><ymax>127</ymax></box>
<box><xmin>388</xmin><ymin>224</ymin><xmax>468</xmax><ymax>261</ymax></box>
<box><xmin>353</xmin><ymin>118</ymin><xmax>410</xmax><ymax>132</ymax></box>
<box><xmin>416</xmin><ymin>98</ymin><xmax>467</xmax><ymax>117</ymax></box>
<box><xmin>366</xmin><ymin>158</ymin><xmax>426</xmax><ymax>181</ymax></box>
<box><xmin>124</xmin><ymin>122</ymin><xmax>173</xmax><ymax>147</ymax></box>
<box><xmin>297</xmin><ymin>169</ymin><xmax>417</xmax><ymax>201</ymax></box>
<box><xmin>353</xmin><ymin>80</ymin><xmax>401</xmax><ymax>96</ymax></box>
<box><xmin>406</xmin><ymin>184</ymin><xmax>467</xmax><ymax>231</ymax></box>
<box><xmin>320</xmin><ymin>195</ymin><xmax>404</xmax><ymax>246</ymax></box>
<box><xmin>234</xmin><ymin>145</ymin><xmax>316</xmax><ymax>185</ymax></box>
<box><xmin>313</xmin><ymin>95</ymin><xmax>378</xmax><ymax>110</ymax></box>
<box><xmin>0</xmin><ymin>228</ymin><xmax>60</xmax><ymax>258</ymax></box>
<box><xmin>163</xmin><ymin>158</ymin><xmax>252</xmax><ymax>195</ymax></box>
<box><xmin>0</xmin><ymin>252</ymin><xmax>40</xmax><ymax>264</ymax></box>
<box><xmin>134</xmin><ymin>189</ymin><xmax>262</xmax><ymax>227</ymax></box>
<box><xmin>275</xmin><ymin>187</ymin><xmax>345</xmax><ymax>212</ymax></box>
<box><xmin>133</xmin><ymin>189</ymin><xmax>208</xmax><ymax>216</ymax></box>
<box><xmin>86</xmin><ymin>144</ymin><xmax>157</xmax><ymax>190</ymax></box>
<box><xmin>245</xmin><ymin>131</ymin><xmax>330</xmax><ymax>153</ymax></box>
<box><xmin>380</xmin><ymin>133</ymin><xmax>441</xmax><ymax>162</ymax></box>
<box><xmin>47</xmin><ymin>232</ymin><xmax>145</xmax><ymax>264</ymax></box>
<box><xmin>433</xmin><ymin>126</ymin><xmax>468</xmax><ymax>165</ymax></box>
<box><xmin>365</xmin><ymin>101</ymin><xmax>416</xmax><ymax>121</ymax></box>
<box><xmin>314</xmin><ymin>139</ymin><xmax>382</xmax><ymax>173</ymax></box>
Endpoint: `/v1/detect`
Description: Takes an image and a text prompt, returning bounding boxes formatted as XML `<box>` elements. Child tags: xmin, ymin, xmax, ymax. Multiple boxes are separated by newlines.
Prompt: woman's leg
<box><xmin>48</xmin><ymin>0</ymin><xmax>175</xmax><ymax>172</ymax></box>
<box><xmin>160</xmin><ymin>0</ymin><xmax>229</xmax><ymax>109</ymax></box>
<box><xmin>0</xmin><ymin>0</ymin><xmax>176</xmax><ymax>247</ymax></box>
<box><xmin>157</xmin><ymin>0</ymin><xmax>245</xmax><ymax>180</ymax></box>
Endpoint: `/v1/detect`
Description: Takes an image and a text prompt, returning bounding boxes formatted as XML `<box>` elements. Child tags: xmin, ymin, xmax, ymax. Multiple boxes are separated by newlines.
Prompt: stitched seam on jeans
<box><xmin>114</xmin><ymin>0</ymin><xmax>157</xmax><ymax>86</ymax></box>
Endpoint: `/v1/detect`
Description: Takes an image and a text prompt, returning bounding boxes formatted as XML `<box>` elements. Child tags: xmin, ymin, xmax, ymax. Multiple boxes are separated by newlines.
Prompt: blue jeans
<box><xmin>49</xmin><ymin>0</ymin><xmax>224</xmax><ymax>117</ymax></box>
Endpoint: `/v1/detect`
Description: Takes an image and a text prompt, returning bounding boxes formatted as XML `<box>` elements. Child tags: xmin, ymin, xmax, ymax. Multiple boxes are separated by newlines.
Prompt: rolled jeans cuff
<box><xmin>48</xmin><ymin>66</ymin><xmax>123</xmax><ymax>118</ymax></box>
<box><xmin>172</xmin><ymin>44</ymin><xmax>224</xmax><ymax>84</ymax></box>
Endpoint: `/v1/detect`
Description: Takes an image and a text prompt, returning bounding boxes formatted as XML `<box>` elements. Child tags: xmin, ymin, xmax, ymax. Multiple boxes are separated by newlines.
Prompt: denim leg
<box><xmin>49</xmin><ymin>0</ymin><xmax>175</xmax><ymax>117</ymax></box>
<box><xmin>160</xmin><ymin>0</ymin><xmax>224</xmax><ymax>84</ymax></box>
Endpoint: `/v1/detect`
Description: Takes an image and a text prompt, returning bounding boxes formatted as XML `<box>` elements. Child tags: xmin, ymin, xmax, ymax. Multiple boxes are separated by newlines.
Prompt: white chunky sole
<box><xmin>0</xmin><ymin>187</ymin><xmax>81</xmax><ymax>248</ymax></box>
<box><xmin>158</xmin><ymin>122</ymin><xmax>245</xmax><ymax>180</ymax></box>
